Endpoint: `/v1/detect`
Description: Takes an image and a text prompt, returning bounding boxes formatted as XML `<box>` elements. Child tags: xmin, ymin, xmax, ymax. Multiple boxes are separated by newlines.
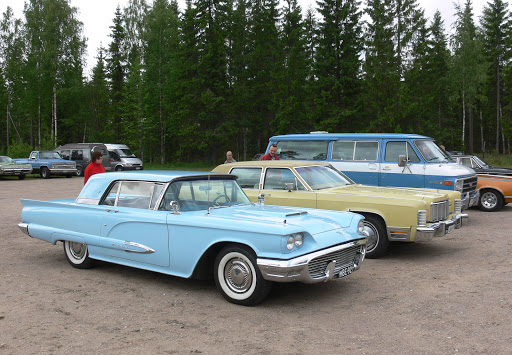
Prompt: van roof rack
<box><xmin>310</xmin><ymin>131</ymin><xmax>329</xmax><ymax>134</ymax></box>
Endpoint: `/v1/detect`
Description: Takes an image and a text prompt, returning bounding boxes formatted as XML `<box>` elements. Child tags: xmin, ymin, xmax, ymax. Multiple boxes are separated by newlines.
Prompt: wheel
<box><xmin>63</xmin><ymin>241</ymin><xmax>95</xmax><ymax>269</ymax></box>
<box><xmin>115</xmin><ymin>165</ymin><xmax>123</xmax><ymax>171</ymax></box>
<box><xmin>18</xmin><ymin>174</ymin><xmax>26</xmax><ymax>180</ymax></box>
<box><xmin>478</xmin><ymin>189</ymin><xmax>503</xmax><ymax>212</ymax></box>
<box><xmin>361</xmin><ymin>214</ymin><xmax>389</xmax><ymax>259</ymax></box>
<box><xmin>76</xmin><ymin>166</ymin><xmax>83</xmax><ymax>176</ymax></box>
<box><xmin>214</xmin><ymin>245</ymin><xmax>272</xmax><ymax>306</ymax></box>
<box><xmin>212</xmin><ymin>194</ymin><xmax>230</xmax><ymax>205</ymax></box>
<box><xmin>40</xmin><ymin>167</ymin><xmax>50</xmax><ymax>179</ymax></box>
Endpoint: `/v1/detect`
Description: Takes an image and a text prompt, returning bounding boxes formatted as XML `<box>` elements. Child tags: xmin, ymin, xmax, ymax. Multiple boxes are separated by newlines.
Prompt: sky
<box><xmin>3</xmin><ymin>0</ymin><xmax>490</xmax><ymax>77</ymax></box>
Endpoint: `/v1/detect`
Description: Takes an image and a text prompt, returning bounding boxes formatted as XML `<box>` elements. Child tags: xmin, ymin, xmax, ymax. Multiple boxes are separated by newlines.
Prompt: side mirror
<box><xmin>284</xmin><ymin>182</ymin><xmax>294</xmax><ymax>192</ymax></box>
<box><xmin>398</xmin><ymin>155</ymin><xmax>407</xmax><ymax>167</ymax></box>
<box><xmin>169</xmin><ymin>200</ymin><xmax>181</xmax><ymax>214</ymax></box>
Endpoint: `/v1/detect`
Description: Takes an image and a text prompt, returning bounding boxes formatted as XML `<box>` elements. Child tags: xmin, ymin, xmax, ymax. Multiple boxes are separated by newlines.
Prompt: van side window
<box><xmin>60</xmin><ymin>150</ymin><xmax>70</xmax><ymax>160</ymax></box>
<box><xmin>385</xmin><ymin>142</ymin><xmax>420</xmax><ymax>163</ymax></box>
<box><xmin>276</xmin><ymin>141</ymin><xmax>328</xmax><ymax>160</ymax></box>
<box><xmin>354</xmin><ymin>141</ymin><xmax>378</xmax><ymax>161</ymax></box>
<box><xmin>263</xmin><ymin>168</ymin><xmax>306</xmax><ymax>191</ymax></box>
<box><xmin>332</xmin><ymin>141</ymin><xmax>354</xmax><ymax>160</ymax></box>
<box><xmin>71</xmin><ymin>150</ymin><xmax>84</xmax><ymax>160</ymax></box>
<box><xmin>230</xmin><ymin>168</ymin><xmax>262</xmax><ymax>189</ymax></box>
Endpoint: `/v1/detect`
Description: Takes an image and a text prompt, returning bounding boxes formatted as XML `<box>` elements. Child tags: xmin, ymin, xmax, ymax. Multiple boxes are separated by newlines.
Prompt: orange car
<box><xmin>477</xmin><ymin>174</ymin><xmax>512</xmax><ymax>211</ymax></box>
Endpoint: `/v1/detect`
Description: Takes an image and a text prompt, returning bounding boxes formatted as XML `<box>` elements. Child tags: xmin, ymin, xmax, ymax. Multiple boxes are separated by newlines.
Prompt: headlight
<box><xmin>286</xmin><ymin>233</ymin><xmax>304</xmax><ymax>250</ymax></box>
<box><xmin>418</xmin><ymin>210</ymin><xmax>427</xmax><ymax>225</ymax></box>
<box><xmin>358</xmin><ymin>219</ymin><xmax>365</xmax><ymax>234</ymax></box>
<box><xmin>294</xmin><ymin>233</ymin><xmax>303</xmax><ymax>247</ymax></box>
<box><xmin>454</xmin><ymin>179</ymin><xmax>463</xmax><ymax>192</ymax></box>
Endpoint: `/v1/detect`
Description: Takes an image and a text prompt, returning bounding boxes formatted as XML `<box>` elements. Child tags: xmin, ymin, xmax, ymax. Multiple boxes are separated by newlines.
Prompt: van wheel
<box><xmin>115</xmin><ymin>166</ymin><xmax>123</xmax><ymax>171</ymax></box>
<box><xmin>478</xmin><ymin>189</ymin><xmax>503</xmax><ymax>212</ymax></box>
<box><xmin>76</xmin><ymin>166</ymin><xmax>83</xmax><ymax>176</ymax></box>
<box><xmin>361</xmin><ymin>215</ymin><xmax>389</xmax><ymax>259</ymax></box>
<box><xmin>40</xmin><ymin>167</ymin><xmax>50</xmax><ymax>179</ymax></box>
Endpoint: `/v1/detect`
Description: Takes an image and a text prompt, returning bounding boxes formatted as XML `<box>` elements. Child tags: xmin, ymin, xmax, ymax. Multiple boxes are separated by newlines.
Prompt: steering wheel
<box><xmin>212</xmin><ymin>194</ymin><xmax>230</xmax><ymax>205</ymax></box>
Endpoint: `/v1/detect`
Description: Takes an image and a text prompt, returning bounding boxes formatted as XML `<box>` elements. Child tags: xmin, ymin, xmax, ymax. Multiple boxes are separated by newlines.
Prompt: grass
<box><xmin>475</xmin><ymin>153</ymin><xmax>512</xmax><ymax>168</ymax></box>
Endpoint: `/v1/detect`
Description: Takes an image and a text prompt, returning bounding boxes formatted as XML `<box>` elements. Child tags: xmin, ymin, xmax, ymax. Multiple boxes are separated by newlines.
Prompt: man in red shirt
<box><xmin>260</xmin><ymin>144</ymin><xmax>280</xmax><ymax>160</ymax></box>
<box><xmin>84</xmin><ymin>151</ymin><xmax>106</xmax><ymax>184</ymax></box>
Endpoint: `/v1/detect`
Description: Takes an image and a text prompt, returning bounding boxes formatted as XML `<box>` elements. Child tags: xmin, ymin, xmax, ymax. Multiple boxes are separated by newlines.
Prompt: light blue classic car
<box><xmin>18</xmin><ymin>171</ymin><xmax>367</xmax><ymax>305</ymax></box>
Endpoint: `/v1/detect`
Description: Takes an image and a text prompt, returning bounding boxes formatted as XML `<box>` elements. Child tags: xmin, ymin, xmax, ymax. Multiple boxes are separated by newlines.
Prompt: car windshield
<box><xmin>159</xmin><ymin>178</ymin><xmax>251</xmax><ymax>212</ymax></box>
<box><xmin>473</xmin><ymin>156</ymin><xmax>488</xmax><ymax>168</ymax></box>
<box><xmin>415</xmin><ymin>140</ymin><xmax>451</xmax><ymax>162</ymax></box>
<box><xmin>40</xmin><ymin>152</ymin><xmax>62</xmax><ymax>159</ymax></box>
<box><xmin>115</xmin><ymin>148</ymin><xmax>136</xmax><ymax>158</ymax></box>
<box><xmin>295</xmin><ymin>165</ymin><xmax>354</xmax><ymax>190</ymax></box>
<box><xmin>0</xmin><ymin>156</ymin><xmax>13</xmax><ymax>163</ymax></box>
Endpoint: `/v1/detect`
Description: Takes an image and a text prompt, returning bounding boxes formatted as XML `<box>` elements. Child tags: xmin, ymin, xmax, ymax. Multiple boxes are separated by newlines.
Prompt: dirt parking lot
<box><xmin>0</xmin><ymin>175</ymin><xmax>511</xmax><ymax>354</ymax></box>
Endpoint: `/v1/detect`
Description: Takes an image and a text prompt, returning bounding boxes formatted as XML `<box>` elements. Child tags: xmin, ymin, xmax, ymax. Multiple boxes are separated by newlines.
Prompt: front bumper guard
<box><xmin>462</xmin><ymin>190</ymin><xmax>480</xmax><ymax>210</ymax></box>
<box><xmin>415</xmin><ymin>213</ymin><xmax>468</xmax><ymax>242</ymax></box>
<box><xmin>257</xmin><ymin>239</ymin><xmax>366</xmax><ymax>284</ymax></box>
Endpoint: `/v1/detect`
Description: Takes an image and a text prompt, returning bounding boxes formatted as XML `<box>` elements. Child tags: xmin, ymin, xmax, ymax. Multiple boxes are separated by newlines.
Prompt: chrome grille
<box><xmin>308</xmin><ymin>245</ymin><xmax>361</xmax><ymax>279</ymax></box>
<box><xmin>52</xmin><ymin>162</ymin><xmax>75</xmax><ymax>169</ymax></box>
<box><xmin>429</xmin><ymin>200</ymin><xmax>449</xmax><ymax>222</ymax></box>
<box><xmin>462</xmin><ymin>176</ymin><xmax>478</xmax><ymax>193</ymax></box>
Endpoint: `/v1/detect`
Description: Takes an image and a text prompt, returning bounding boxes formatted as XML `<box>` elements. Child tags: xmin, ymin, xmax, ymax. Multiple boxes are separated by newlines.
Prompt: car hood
<box><xmin>199</xmin><ymin>204</ymin><xmax>356</xmax><ymax>234</ymax></box>
<box><xmin>319</xmin><ymin>184</ymin><xmax>448</xmax><ymax>201</ymax></box>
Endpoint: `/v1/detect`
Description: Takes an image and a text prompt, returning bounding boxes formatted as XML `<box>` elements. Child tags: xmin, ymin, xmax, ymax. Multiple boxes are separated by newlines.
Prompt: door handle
<box><xmin>382</xmin><ymin>167</ymin><xmax>391</xmax><ymax>171</ymax></box>
<box><xmin>106</xmin><ymin>209</ymin><xmax>119</xmax><ymax>213</ymax></box>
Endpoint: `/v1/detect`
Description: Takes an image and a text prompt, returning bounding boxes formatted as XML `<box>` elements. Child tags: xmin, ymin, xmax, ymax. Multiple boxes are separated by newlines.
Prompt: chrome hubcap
<box><xmin>363</xmin><ymin>222</ymin><xmax>378</xmax><ymax>252</ymax></box>
<box><xmin>224</xmin><ymin>258</ymin><xmax>252</xmax><ymax>293</ymax></box>
<box><xmin>69</xmin><ymin>242</ymin><xmax>86</xmax><ymax>260</ymax></box>
<box><xmin>481</xmin><ymin>192</ymin><xmax>497</xmax><ymax>209</ymax></box>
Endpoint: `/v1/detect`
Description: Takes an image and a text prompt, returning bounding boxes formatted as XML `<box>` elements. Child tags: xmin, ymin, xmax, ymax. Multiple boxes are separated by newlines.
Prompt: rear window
<box><xmin>276</xmin><ymin>141</ymin><xmax>328</xmax><ymax>160</ymax></box>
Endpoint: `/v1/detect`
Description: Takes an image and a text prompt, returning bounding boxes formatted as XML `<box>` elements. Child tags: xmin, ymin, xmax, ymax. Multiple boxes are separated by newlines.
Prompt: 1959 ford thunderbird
<box><xmin>213</xmin><ymin>161</ymin><xmax>469</xmax><ymax>258</ymax></box>
<box><xmin>18</xmin><ymin>171</ymin><xmax>367</xmax><ymax>305</ymax></box>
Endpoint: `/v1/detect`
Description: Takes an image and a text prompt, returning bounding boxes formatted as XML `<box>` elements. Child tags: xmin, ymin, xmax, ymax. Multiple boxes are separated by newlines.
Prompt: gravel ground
<box><xmin>0</xmin><ymin>175</ymin><xmax>511</xmax><ymax>354</ymax></box>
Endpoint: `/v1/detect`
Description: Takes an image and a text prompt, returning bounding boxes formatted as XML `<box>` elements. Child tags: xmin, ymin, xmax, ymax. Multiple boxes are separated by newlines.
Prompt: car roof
<box><xmin>269</xmin><ymin>133</ymin><xmax>431</xmax><ymax>140</ymax></box>
<box><xmin>219</xmin><ymin>160</ymin><xmax>331</xmax><ymax>168</ymax></box>
<box><xmin>78</xmin><ymin>170</ymin><xmax>235</xmax><ymax>200</ymax></box>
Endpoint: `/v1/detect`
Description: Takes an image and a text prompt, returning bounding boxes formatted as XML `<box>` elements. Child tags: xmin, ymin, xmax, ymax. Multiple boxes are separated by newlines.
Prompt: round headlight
<box><xmin>294</xmin><ymin>233</ymin><xmax>303</xmax><ymax>247</ymax></box>
<box><xmin>287</xmin><ymin>236</ymin><xmax>295</xmax><ymax>250</ymax></box>
<box><xmin>358</xmin><ymin>219</ymin><xmax>365</xmax><ymax>234</ymax></box>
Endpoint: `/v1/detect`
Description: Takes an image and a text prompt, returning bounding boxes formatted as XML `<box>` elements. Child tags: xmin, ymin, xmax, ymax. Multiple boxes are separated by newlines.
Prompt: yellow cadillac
<box><xmin>213</xmin><ymin>161</ymin><xmax>468</xmax><ymax>258</ymax></box>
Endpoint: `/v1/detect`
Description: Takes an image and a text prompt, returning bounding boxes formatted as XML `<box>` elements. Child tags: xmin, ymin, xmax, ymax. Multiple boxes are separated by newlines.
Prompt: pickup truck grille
<box><xmin>52</xmin><ymin>162</ymin><xmax>75</xmax><ymax>169</ymax></box>
<box><xmin>462</xmin><ymin>176</ymin><xmax>478</xmax><ymax>194</ymax></box>
<box><xmin>308</xmin><ymin>245</ymin><xmax>361</xmax><ymax>279</ymax></box>
<box><xmin>429</xmin><ymin>200</ymin><xmax>449</xmax><ymax>222</ymax></box>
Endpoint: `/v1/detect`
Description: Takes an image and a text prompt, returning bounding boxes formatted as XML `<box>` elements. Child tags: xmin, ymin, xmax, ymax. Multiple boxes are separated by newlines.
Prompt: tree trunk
<box><xmin>480</xmin><ymin>110</ymin><xmax>484</xmax><ymax>153</ymax></box>
<box><xmin>496</xmin><ymin>61</ymin><xmax>500</xmax><ymax>153</ymax></box>
<box><xmin>53</xmin><ymin>84</ymin><xmax>57</xmax><ymax>147</ymax></box>
<box><xmin>462</xmin><ymin>90</ymin><xmax>466</xmax><ymax>151</ymax></box>
<box><xmin>6</xmin><ymin>103</ymin><xmax>9</xmax><ymax>148</ymax></box>
<box><xmin>468</xmin><ymin>106</ymin><xmax>473</xmax><ymax>154</ymax></box>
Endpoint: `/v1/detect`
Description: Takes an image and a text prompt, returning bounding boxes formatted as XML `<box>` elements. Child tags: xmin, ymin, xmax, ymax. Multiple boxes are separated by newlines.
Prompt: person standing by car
<box><xmin>260</xmin><ymin>144</ymin><xmax>280</xmax><ymax>160</ymax></box>
<box><xmin>84</xmin><ymin>151</ymin><xmax>106</xmax><ymax>184</ymax></box>
<box><xmin>224</xmin><ymin>151</ymin><xmax>237</xmax><ymax>164</ymax></box>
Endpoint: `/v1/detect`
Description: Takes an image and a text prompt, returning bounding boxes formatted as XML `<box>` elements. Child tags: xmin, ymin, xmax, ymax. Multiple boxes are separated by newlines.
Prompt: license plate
<box><xmin>136</xmin><ymin>167</ymin><xmax>141</xmax><ymax>170</ymax></box>
<box><xmin>338</xmin><ymin>265</ymin><xmax>354</xmax><ymax>278</ymax></box>
<box><xmin>447</xmin><ymin>224</ymin><xmax>455</xmax><ymax>234</ymax></box>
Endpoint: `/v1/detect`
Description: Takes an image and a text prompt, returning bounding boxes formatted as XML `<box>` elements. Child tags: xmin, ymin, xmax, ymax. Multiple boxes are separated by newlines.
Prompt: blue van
<box><xmin>266</xmin><ymin>132</ymin><xmax>479</xmax><ymax>209</ymax></box>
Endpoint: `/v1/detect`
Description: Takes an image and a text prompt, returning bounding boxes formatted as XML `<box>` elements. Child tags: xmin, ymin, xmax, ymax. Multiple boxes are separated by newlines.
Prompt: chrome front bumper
<box><xmin>257</xmin><ymin>239</ymin><xmax>366</xmax><ymax>284</ymax></box>
<box><xmin>462</xmin><ymin>190</ymin><xmax>480</xmax><ymax>210</ymax></box>
<box><xmin>415</xmin><ymin>213</ymin><xmax>468</xmax><ymax>242</ymax></box>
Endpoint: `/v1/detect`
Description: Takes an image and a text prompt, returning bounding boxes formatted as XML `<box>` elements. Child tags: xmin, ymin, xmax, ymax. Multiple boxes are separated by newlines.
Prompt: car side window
<box><xmin>460</xmin><ymin>158</ymin><xmax>472</xmax><ymax>168</ymax></box>
<box><xmin>30</xmin><ymin>152</ymin><xmax>37</xmax><ymax>159</ymax></box>
<box><xmin>101</xmin><ymin>181</ymin><xmax>162</xmax><ymax>209</ymax></box>
<box><xmin>263</xmin><ymin>168</ymin><xmax>306</xmax><ymax>191</ymax></box>
<box><xmin>385</xmin><ymin>142</ymin><xmax>420</xmax><ymax>163</ymax></box>
<box><xmin>230</xmin><ymin>167</ymin><xmax>262</xmax><ymax>189</ymax></box>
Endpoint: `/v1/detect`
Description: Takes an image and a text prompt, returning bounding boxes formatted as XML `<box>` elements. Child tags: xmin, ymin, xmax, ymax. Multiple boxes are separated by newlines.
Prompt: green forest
<box><xmin>1</xmin><ymin>0</ymin><xmax>511</xmax><ymax>163</ymax></box>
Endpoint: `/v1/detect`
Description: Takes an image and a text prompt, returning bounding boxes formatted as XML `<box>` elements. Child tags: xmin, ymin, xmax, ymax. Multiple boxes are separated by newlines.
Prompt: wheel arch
<box><xmin>192</xmin><ymin>241</ymin><xmax>256</xmax><ymax>280</ymax></box>
<box><xmin>479</xmin><ymin>186</ymin><xmax>505</xmax><ymax>200</ymax></box>
<box><xmin>350</xmin><ymin>211</ymin><xmax>388</xmax><ymax>232</ymax></box>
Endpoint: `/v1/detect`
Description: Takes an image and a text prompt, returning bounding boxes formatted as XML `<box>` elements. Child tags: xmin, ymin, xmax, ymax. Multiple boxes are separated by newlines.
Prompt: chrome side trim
<box><xmin>123</xmin><ymin>241</ymin><xmax>155</xmax><ymax>254</ymax></box>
